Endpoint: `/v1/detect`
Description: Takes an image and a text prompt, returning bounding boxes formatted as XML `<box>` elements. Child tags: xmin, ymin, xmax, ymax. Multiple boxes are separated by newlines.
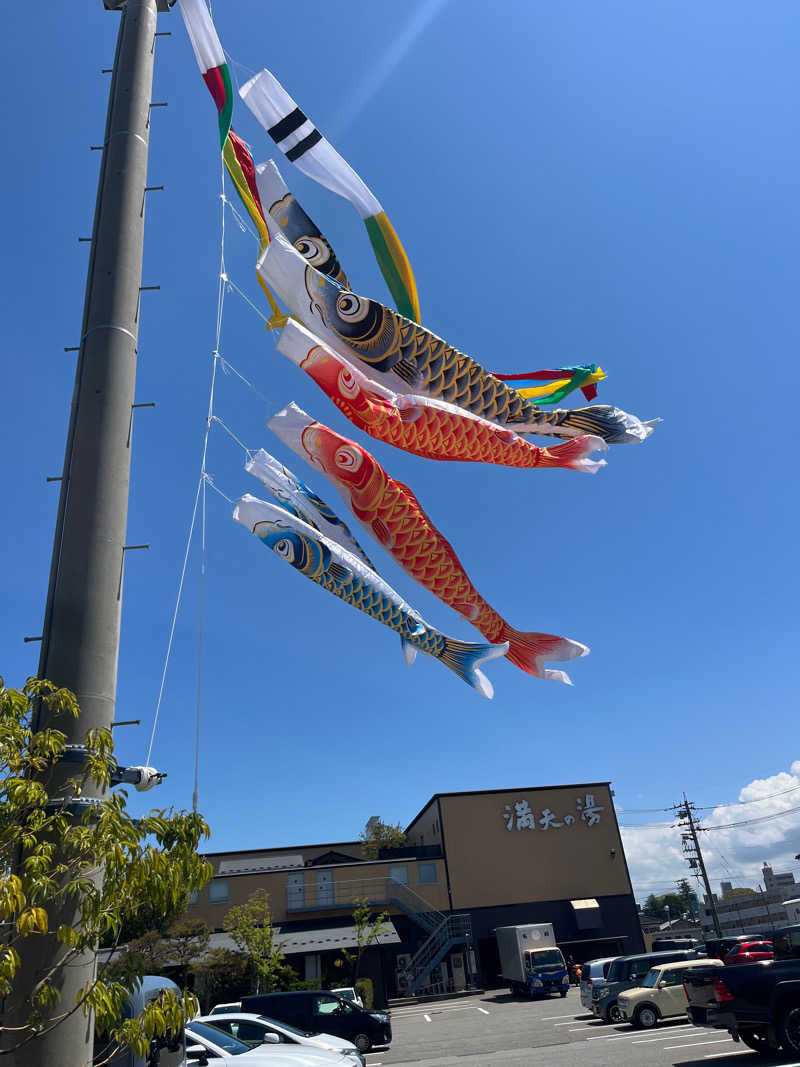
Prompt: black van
<box><xmin>240</xmin><ymin>990</ymin><xmax>391</xmax><ymax>1053</ymax></box>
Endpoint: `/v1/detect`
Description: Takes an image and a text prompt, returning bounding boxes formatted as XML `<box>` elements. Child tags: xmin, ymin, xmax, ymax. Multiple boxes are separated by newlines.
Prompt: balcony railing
<box><xmin>286</xmin><ymin>875</ymin><xmax>443</xmax><ymax>919</ymax></box>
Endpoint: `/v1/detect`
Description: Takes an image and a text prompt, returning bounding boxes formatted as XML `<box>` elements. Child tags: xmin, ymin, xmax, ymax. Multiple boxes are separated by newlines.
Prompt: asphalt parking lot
<box><xmin>362</xmin><ymin>989</ymin><xmax>800</xmax><ymax>1067</ymax></box>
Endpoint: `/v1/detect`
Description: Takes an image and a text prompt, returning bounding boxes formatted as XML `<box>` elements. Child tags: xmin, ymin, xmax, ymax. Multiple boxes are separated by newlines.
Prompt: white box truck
<box><xmin>495</xmin><ymin>923</ymin><xmax>570</xmax><ymax>998</ymax></box>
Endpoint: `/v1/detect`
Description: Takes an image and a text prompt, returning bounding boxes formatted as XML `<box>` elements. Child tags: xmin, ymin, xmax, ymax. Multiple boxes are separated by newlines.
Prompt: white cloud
<box><xmin>620</xmin><ymin>760</ymin><xmax>800</xmax><ymax>902</ymax></box>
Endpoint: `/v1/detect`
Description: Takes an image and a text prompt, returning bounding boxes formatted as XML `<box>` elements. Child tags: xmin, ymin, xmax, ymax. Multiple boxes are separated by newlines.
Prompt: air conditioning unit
<box><xmin>395</xmin><ymin>953</ymin><xmax>413</xmax><ymax>994</ymax></box>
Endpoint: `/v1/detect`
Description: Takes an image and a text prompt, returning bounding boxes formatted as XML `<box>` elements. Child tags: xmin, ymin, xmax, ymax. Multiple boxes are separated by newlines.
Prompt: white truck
<box><xmin>495</xmin><ymin>923</ymin><xmax>570</xmax><ymax>998</ymax></box>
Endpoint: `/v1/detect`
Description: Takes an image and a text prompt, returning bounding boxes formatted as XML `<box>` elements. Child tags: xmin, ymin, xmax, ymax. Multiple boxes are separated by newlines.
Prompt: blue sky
<box><xmin>3</xmin><ymin>1</ymin><xmax>799</xmax><ymax>899</ymax></box>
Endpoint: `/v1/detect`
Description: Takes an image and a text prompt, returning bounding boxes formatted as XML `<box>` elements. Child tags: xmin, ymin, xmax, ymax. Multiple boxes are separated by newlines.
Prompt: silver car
<box><xmin>579</xmin><ymin>957</ymin><xmax>618</xmax><ymax>1011</ymax></box>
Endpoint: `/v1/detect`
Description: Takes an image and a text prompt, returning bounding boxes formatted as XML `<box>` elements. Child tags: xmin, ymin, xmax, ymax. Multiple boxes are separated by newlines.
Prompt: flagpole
<box><xmin>4</xmin><ymin>1</ymin><xmax>162</xmax><ymax>1063</ymax></box>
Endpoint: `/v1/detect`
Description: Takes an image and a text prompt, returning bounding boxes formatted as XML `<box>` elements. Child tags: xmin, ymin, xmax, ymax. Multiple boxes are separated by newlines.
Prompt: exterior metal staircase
<box><xmin>284</xmin><ymin>875</ymin><xmax>477</xmax><ymax>996</ymax></box>
<box><xmin>399</xmin><ymin>913</ymin><xmax>474</xmax><ymax>995</ymax></box>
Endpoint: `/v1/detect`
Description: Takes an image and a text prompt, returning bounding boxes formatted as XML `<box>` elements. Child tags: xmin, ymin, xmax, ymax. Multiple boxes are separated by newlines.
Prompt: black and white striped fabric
<box><xmin>240</xmin><ymin>68</ymin><xmax>382</xmax><ymax>220</ymax></box>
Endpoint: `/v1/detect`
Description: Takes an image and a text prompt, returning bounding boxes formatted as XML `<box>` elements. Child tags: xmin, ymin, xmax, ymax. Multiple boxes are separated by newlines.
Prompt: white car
<box><xmin>330</xmin><ymin>988</ymin><xmax>364</xmax><ymax>1009</ymax></box>
<box><xmin>185</xmin><ymin>1020</ymin><xmax>357</xmax><ymax>1066</ymax></box>
<box><xmin>209</xmin><ymin>1001</ymin><xmax>242</xmax><ymax>1015</ymax></box>
<box><xmin>196</xmin><ymin>1013</ymin><xmax>364</xmax><ymax>1065</ymax></box>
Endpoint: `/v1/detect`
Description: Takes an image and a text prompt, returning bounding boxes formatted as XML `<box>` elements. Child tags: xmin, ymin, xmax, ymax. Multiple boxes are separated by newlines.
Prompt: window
<box><xmin>417</xmin><ymin>862</ymin><xmax>437</xmax><ymax>884</ymax></box>
<box><xmin>663</xmin><ymin>970</ymin><xmax>683</xmax><ymax>986</ymax></box>
<box><xmin>389</xmin><ymin>865</ymin><xmax>409</xmax><ymax>885</ymax></box>
<box><xmin>313</xmin><ymin>994</ymin><xmax>351</xmax><ymax>1016</ymax></box>
<box><xmin>209</xmin><ymin>879</ymin><xmax>229</xmax><ymax>904</ymax></box>
<box><xmin>187</xmin><ymin>889</ymin><xmax>199</xmax><ymax>906</ymax></box>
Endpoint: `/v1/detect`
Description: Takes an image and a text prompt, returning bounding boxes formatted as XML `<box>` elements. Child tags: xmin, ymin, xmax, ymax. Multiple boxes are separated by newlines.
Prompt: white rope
<box><xmin>218</xmin><ymin>355</ymin><xmax>272</xmax><ymax>407</ymax></box>
<box><xmin>189</xmin><ymin>161</ymin><xmax>228</xmax><ymax>812</ymax></box>
<box><xmin>224</xmin><ymin>272</ymin><xmax>271</xmax><ymax>324</ymax></box>
<box><xmin>210</xmin><ymin>415</ymin><xmax>254</xmax><ymax>459</ymax></box>
<box><xmin>204</xmin><ymin>473</ymin><xmax>235</xmax><ymax>505</ymax></box>
<box><xmin>145</xmin><ymin>156</ymin><xmax>228</xmax><ymax>810</ymax></box>
<box><xmin>222</xmin><ymin>193</ymin><xmax>260</xmax><ymax>243</ymax></box>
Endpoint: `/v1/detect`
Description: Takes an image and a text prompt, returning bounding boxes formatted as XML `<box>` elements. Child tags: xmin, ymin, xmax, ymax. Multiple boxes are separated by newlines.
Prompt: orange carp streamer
<box><xmin>277</xmin><ymin>320</ymin><xmax>607</xmax><ymax>473</ymax></box>
<box><xmin>269</xmin><ymin>402</ymin><xmax>590</xmax><ymax>685</ymax></box>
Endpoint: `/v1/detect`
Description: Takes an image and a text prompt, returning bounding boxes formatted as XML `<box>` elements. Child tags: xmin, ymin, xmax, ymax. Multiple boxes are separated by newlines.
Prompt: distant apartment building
<box><xmin>700</xmin><ymin>863</ymin><xmax>798</xmax><ymax>937</ymax></box>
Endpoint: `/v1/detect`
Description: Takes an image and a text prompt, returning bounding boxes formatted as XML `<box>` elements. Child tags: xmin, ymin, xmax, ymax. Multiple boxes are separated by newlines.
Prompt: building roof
<box><xmin>206</xmin><ymin>922</ymin><xmax>401</xmax><ymax>955</ymax></box>
<box><xmin>203</xmin><ymin>841</ymin><xmax>363</xmax><ymax>860</ymax></box>
<box><xmin>97</xmin><ymin>920</ymin><xmax>401</xmax><ymax>966</ymax></box>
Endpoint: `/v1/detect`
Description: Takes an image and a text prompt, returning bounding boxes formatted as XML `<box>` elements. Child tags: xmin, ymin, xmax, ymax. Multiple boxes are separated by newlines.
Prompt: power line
<box><xmin>617</xmin><ymin>781</ymin><xmax>800</xmax><ymax>816</ymax></box>
<box><xmin>700</xmin><ymin>802</ymin><xmax>800</xmax><ymax>832</ymax></box>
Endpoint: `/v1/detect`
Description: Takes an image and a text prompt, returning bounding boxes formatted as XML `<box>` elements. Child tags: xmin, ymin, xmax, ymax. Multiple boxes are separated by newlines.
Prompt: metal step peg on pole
<box><xmin>3</xmin><ymin>1</ymin><xmax>163</xmax><ymax>1062</ymax></box>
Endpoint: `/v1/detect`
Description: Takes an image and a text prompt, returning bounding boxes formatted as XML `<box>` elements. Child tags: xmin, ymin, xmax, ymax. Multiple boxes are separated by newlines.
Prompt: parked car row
<box><xmin>683</xmin><ymin>923</ymin><xmax>800</xmax><ymax>1058</ymax></box>
<box><xmin>589</xmin><ymin>948</ymin><xmax>709</xmax><ymax>1023</ymax></box>
<box><xmin>578</xmin><ymin>934</ymin><xmax>786</xmax><ymax>1037</ymax></box>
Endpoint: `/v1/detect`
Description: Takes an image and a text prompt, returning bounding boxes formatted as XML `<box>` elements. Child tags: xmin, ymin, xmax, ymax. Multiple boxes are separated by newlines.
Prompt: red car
<box><xmin>723</xmin><ymin>940</ymin><xmax>773</xmax><ymax>965</ymax></box>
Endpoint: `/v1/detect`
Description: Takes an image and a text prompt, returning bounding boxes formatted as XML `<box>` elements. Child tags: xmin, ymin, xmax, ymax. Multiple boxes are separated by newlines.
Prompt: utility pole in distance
<box><xmin>4</xmin><ymin>2</ymin><xmax>166</xmax><ymax>1063</ymax></box>
<box><xmin>676</xmin><ymin>794</ymin><xmax>722</xmax><ymax>939</ymax></box>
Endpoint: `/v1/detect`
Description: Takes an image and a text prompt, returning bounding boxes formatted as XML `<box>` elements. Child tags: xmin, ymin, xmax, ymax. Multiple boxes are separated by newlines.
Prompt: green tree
<box><xmin>676</xmin><ymin>878</ymin><xmax>701</xmax><ymax>916</ymax></box>
<box><xmin>223</xmin><ymin>889</ymin><xmax>296</xmax><ymax>993</ymax></box>
<box><xmin>360</xmin><ymin>817</ymin><xmax>406</xmax><ymax>860</ymax></box>
<box><xmin>167</xmin><ymin>919</ymin><xmax>210</xmax><ymax>989</ymax></box>
<box><xmin>642</xmin><ymin>892</ymin><xmax>686</xmax><ymax>919</ymax></box>
<box><xmin>722</xmin><ymin>887</ymin><xmax>757</xmax><ymax>901</ymax></box>
<box><xmin>0</xmin><ymin>677</ymin><xmax>212</xmax><ymax>1060</ymax></box>
<box><xmin>339</xmin><ymin>897</ymin><xmax>389</xmax><ymax>984</ymax></box>
<box><xmin>193</xmin><ymin>946</ymin><xmax>251</xmax><ymax>1012</ymax></box>
<box><xmin>103</xmin><ymin>930</ymin><xmax>171</xmax><ymax>984</ymax></box>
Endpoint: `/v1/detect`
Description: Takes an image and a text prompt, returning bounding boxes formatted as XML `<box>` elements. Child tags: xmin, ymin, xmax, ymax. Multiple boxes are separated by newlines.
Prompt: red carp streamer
<box><xmin>269</xmin><ymin>402</ymin><xmax>590</xmax><ymax>685</ymax></box>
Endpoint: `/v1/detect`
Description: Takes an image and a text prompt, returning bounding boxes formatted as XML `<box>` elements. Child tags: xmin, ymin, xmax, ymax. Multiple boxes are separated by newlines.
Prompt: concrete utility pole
<box><xmin>677</xmin><ymin>794</ymin><xmax>722</xmax><ymax>939</ymax></box>
<box><xmin>4</xmin><ymin>2</ymin><xmax>164</xmax><ymax>1063</ymax></box>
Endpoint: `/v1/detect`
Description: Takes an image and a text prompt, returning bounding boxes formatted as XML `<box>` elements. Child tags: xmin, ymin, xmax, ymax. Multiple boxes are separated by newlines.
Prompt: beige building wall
<box><xmin>405</xmin><ymin>799</ymin><xmax>443</xmax><ymax>850</ymax></box>
<box><xmin>438</xmin><ymin>785</ymin><xmax>630</xmax><ymax>910</ymax></box>
<box><xmin>188</xmin><ymin>856</ymin><xmax>449</xmax><ymax>929</ymax></box>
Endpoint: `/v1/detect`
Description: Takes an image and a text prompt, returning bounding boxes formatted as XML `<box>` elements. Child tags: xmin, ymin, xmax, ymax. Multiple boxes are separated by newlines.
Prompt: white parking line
<box><xmin>477</xmin><ymin>1007</ymin><xmax>490</xmax><ymax>1015</ymax></box>
<box><xmin>423</xmin><ymin>1013</ymin><xmax>431</xmax><ymax>1023</ymax></box>
<box><xmin>555</xmin><ymin>1020</ymin><xmax>597</xmax><ymax>1027</ymax></box>
<box><xmin>631</xmin><ymin>1029</ymin><xmax>699</xmax><ymax>1045</ymax></box>
<box><xmin>393</xmin><ymin>1004</ymin><xmax>479</xmax><ymax>1018</ymax></box>
<box><xmin>703</xmin><ymin>1052</ymin><xmax>750</xmax><ymax>1060</ymax></box>
<box><xmin>543</xmin><ymin>1013</ymin><xmax>584</xmax><ymax>1020</ymax></box>
<box><xmin>663</xmin><ymin>1038</ymin><xmax>732</xmax><ymax>1051</ymax></box>
<box><xmin>587</xmin><ymin>1024</ymin><xmax>695</xmax><ymax>1042</ymax></box>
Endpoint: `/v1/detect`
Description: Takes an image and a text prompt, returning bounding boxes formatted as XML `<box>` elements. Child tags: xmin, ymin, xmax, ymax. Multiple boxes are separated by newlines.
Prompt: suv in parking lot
<box><xmin>591</xmin><ymin>949</ymin><xmax>704</xmax><ymax>1023</ymax></box>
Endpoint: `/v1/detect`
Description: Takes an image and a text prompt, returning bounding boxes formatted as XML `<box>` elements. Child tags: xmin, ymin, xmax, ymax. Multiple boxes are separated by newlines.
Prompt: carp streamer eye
<box><xmin>296</xmin><ymin>236</ymin><xmax>329</xmax><ymax>269</ymax></box>
<box><xmin>338</xmin><ymin>369</ymin><xmax>360</xmax><ymax>398</ymax></box>
<box><xmin>336</xmin><ymin>292</ymin><xmax>369</xmax><ymax>323</ymax></box>
<box><xmin>334</xmin><ymin>445</ymin><xmax>362</xmax><ymax>473</ymax></box>
<box><xmin>273</xmin><ymin>538</ymin><xmax>296</xmax><ymax>563</ymax></box>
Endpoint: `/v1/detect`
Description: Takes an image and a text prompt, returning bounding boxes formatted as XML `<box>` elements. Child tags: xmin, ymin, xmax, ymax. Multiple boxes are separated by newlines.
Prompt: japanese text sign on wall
<box><xmin>502</xmin><ymin>795</ymin><xmax>604</xmax><ymax>832</ymax></box>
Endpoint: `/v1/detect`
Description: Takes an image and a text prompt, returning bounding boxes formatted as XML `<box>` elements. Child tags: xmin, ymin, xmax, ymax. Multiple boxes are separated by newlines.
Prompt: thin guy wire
<box><xmin>144</xmin><ymin>471</ymin><xmax>204</xmax><ymax>766</ymax></box>
<box><xmin>191</xmin><ymin>165</ymin><xmax>228</xmax><ymax>812</ymax></box>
